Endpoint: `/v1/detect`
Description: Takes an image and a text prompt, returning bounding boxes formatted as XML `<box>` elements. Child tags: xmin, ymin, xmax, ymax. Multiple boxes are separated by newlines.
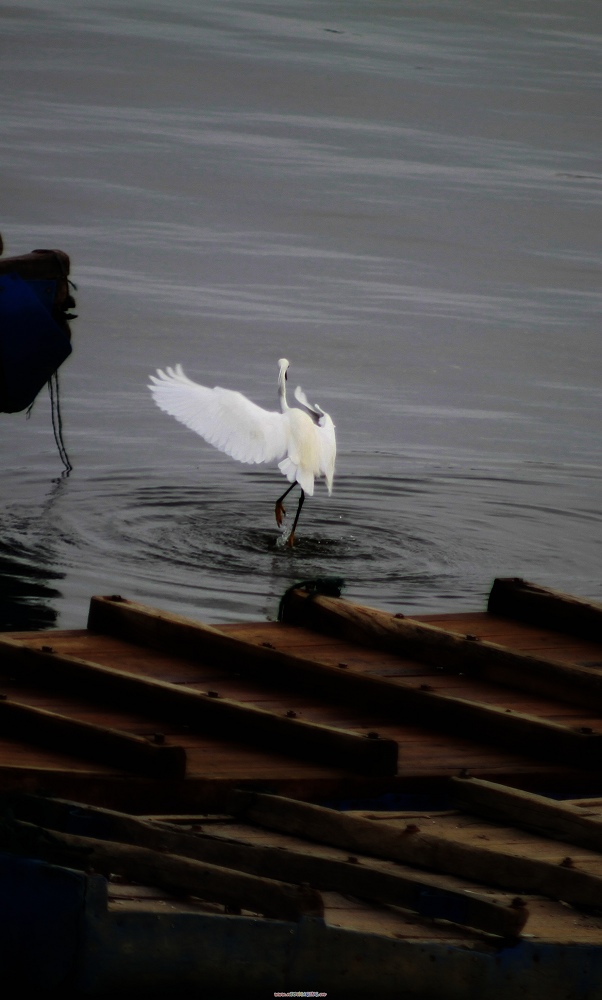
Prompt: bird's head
<box><xmin>278</xmin><ymin>358</ymin><xmax>290</xmax><ymax>381</ymax></box>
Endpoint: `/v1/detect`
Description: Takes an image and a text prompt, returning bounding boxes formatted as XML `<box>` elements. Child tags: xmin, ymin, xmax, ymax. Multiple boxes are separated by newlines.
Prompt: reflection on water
<box><xmin>0</xmin><ymin>0</ymin><xmax>601</xmax><ymax>629</ymax></box>
<box><xmin>0</xmin><ymin>536</ymin><xmax>64</xmax><ymax>632</ymax></box>
<box><xmin>0</xmin><ymin>476</ymin><xmax>71</xmax><ymax>630</ymax></box>
<box><xmin>0</xmin><ymin>546</ymin><xmax>62</xmax><ymax>631</ymax></box>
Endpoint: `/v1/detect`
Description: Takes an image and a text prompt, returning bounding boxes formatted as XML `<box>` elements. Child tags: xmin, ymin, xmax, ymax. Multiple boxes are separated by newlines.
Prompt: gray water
<box><xmin>1</xmin><ymin>0</ymin><xmax>601</xmax><ymax>631</ymax></box>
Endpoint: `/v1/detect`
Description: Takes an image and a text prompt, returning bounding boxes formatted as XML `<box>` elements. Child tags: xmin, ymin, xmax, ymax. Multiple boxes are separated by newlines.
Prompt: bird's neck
<box><xmin>278</xmin><ymin>375</ymin><xmax>289</xmax><ymax>412</ymax></box>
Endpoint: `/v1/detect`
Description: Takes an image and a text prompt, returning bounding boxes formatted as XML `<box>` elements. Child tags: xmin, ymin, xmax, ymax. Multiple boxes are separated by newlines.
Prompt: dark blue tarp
<box><xmin>0</xmin><ymin>271</ymin><xmax>72</xmax><ymax>412</ymax></box>
<box><xmin>0</xmin><ymin>852</ymin><xmax>86</xmax><ymax>990</ymax></box>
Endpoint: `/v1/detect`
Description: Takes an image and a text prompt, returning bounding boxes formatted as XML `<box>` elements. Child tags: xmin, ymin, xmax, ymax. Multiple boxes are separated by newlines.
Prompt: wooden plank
<box><xmin>0</xmin><ymin>697</ymin><xmax>185</xmax><ymax>778</ymax></box>
<box><xmin>84</xmin><ymin>595</ymin><xmax>602</xmax><ymax>769</ymax></box>
<box><xmin>87</xmin><ymin>594</ymin><xmax>409</xmax><ymax>695</ymax></box>
<box><xmin>0</xmin><ymin>813</ymin><xmax>323</xmax><ymax>922</ymax></box>
<box><xmin>280</xmin><ymin>589</ymin><xmax>602</xmax><ymax>711</ymax></box>
<box><xmin>417</xmin><ymin>615</ymin><xmax>602</xmax><ymax>666</ymax></box>
<box><xmin>224</xmin><ymin>616</ymin><xmax>600</xmax><ymax>669</ymax></box>
<box><xmin>488</xmin><ymin>578</ymin><xmax>602</xmax><ymax>641</ymax></box>
<box><xmin>230</xmin><ymin>791</ymin><xmax>602</xmax><ymax>909</ymax></box>
<box><xmin>0</xmin><ymin>635</ymin><xmax>397</xmax><ymax>776</ymax></box>
<box><xmin>12</xmin><ymin>631</ymin><xmax>222</xmax><ymax>684</ymax></box>
<box><xmin>10</xmin><ymin>794</ymin><xmax>527</xmax><ymax>938</ymax></box>
<box><xmin>22</xmin><ymin>646</ymin><xmax>600</xmax><ymax>733</ymax></box>
<box><xmin>450</xmin><ymin>776</ymin><xmax>602</xmax><ymax>852</ymax></box>
<box><xmin>346</xmin><ymin>811</ymin><xmax>602</xmax><ymax>879</ymax></box>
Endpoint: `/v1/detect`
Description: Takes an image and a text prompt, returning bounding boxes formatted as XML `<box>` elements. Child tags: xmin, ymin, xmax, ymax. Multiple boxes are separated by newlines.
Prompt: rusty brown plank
<box><xmin>488</xmin><ymin>578</ymin><xmax>602</xmax><ymax>642</ymax></box>
<box><xmin>84</xmin><ymin>595</ymin><xmax>602</xmax><ymax>769</ymax></box>
<box><xmin>0</xmin><ymin>635</ymin><xmax>397</xmax><ymax>776</ymax></box>
<box><xmin>230</xmin><ymin>791</ymin><xmax>602</xmax><ymax>910</ymax></box>
<box><xmin>0</xmin><ymin>812</ymin><xmax>323</xmax><ymax>922</ymax></box>
<box><xmin>450</xmin><ymin>776</ymin><xmax>602</xmax><ymax>852</ymax></box>
<box><xmin>279</xmin><ymin>588</ymin><xmax>602</xmax><ymax>712</ymax></box>
<box><xmin>416</xmin><ymin>616</ymin><xmax>602</xmax><ymax>664</ymax></box>
<box><xmin>9</xmin><ymin>794</ymin><xmax>527</xmax><ymax>938</ymax></box>
<box><xmin>0</xmin><ymin>696</ymin><xmax>185</xmax><ymax>778</ymax></box>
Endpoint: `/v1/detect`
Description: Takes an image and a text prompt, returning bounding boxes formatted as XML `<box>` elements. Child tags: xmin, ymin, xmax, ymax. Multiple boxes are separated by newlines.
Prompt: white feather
<box><xmin>148</xmin><ymin>358</ymin><xmax>336</xmax><ymax>535</ymax></box>
<box><xmin>148</xmin><ymin>364</ymin><xmax>288</xmax><ymax>466</ymax></box>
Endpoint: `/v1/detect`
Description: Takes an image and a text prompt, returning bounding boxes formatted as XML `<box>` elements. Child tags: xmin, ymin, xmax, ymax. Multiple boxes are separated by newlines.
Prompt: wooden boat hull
<box><xmin>3</xmin><ymin>851</ymin><xmax>602</xmax><ymax>1000</ymax></box>
<box><xmin>2</xmin><ymin>579</ymin><xmax>602</xmax><ymax>998</ymax></box>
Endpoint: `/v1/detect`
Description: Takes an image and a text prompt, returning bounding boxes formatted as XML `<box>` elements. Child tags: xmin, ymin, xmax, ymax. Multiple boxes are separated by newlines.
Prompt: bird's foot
<box><xmin>275</xmin><ymin>500</ymin><xmax>286</xmax><ymax>527</ymax></box>
<box><xmin>287</xmin><ymin>530</ymin><xmax>296</xmax><ymax>548</ymax></box>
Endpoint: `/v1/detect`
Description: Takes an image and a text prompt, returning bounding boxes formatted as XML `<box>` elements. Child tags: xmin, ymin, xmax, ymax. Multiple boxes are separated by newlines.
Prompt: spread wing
<box><xmin>148</xmin><ymin>365</ymin><xmax>288</xmax><ymax>465</ymax></box>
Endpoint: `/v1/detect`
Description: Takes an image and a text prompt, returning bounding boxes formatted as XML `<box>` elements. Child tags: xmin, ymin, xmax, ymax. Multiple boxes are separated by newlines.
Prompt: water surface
<box><xmin>1</xmin><ymin>0</ymin><xmax>601</xmax><ymax>629</ymax></box>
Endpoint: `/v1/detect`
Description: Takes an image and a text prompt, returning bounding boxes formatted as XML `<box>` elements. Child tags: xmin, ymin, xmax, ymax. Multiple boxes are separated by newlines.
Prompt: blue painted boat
<box><xmin>0</xmin><ymin>245</ymin><xmax>74</xmax><ymax>413</ymax></box>
<box><xmin>1</xmin><ymin>847</ymin><xmax>602</xmax><ymax>1000</ymax></box>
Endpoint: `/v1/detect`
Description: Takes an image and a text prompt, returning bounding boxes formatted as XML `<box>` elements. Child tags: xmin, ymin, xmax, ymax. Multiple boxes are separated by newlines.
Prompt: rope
<box><xmin>278</xmin><ymin>577</ymin><xmax>345</xmax><ymax>622</ymax></box>
<box><xmin>48</xmin><ymin>369</ymin><xmax>72</xmax><ymax>474</ymax></box>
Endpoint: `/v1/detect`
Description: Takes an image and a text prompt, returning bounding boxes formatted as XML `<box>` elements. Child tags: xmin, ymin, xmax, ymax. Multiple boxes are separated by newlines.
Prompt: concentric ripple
<box><xmin>1</xmin><ymin>454</ymin><xmax>601</xmax><ymax>630</ymax></box>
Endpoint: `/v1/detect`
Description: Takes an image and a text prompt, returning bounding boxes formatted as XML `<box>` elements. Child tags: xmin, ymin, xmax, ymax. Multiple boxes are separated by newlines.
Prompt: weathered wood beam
<box><xmin>279</xmin><ymin>588</ymin><xmax>602</xmax><ymax>712</ymax></box>
<box><xmin>88</xmin><ymin>594</ymin><xmax>367</xmax><ymax>702</ymax></box>
<box><xmin>0</xmin><ymin>812</ymin><xmax>323</xmax><ymax>922</ymax></box>
<box><xmin>488</xmin><ymin>578</ymin><xmax>602</xmax><ymax>642</ymax></box>
<box><xmin>450</xmin><ymin>775</ymin><xmax>602</xmax><ymax>852</ymax></box>
<box><xmin>85</xmin><ymin>595</ymin><xmax>602</xmax><ymax>769</ymax></box>
<box><xmin>9</xmin><ymin>794</ymin><xmax>527</xmax><ymax>938</ymax></box>
<box><xmin>0</xmin><ymin>636</ymin><xmax>397</xmax><ymax>776</ymax></box>
<box><xmin>0</xmin><ymin>697</ymin><xmax>185</xmax><ymax>777</ymax></box>
<box><xmin>230</xmin><ymin>791</ymin><xmax>602</xmax><ymax>910</ymax></box>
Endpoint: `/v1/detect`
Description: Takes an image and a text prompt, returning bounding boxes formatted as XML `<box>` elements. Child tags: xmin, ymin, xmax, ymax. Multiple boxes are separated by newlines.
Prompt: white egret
<box><xmin>148</xmin><ymin>358</ymin><xmax>336</xmax><ymax>545</ymax></box>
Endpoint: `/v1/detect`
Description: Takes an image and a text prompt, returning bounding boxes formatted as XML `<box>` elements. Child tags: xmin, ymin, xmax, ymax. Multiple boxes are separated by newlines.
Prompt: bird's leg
<box><xmin>275</xmin><ymin>481</ymin><xmax>296</xmax><ymax>527</ymax></box>
<box><xmin>287</xmin><ymin>489</ymin><xmax>305</xmax><ymax>547</ymax></box>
